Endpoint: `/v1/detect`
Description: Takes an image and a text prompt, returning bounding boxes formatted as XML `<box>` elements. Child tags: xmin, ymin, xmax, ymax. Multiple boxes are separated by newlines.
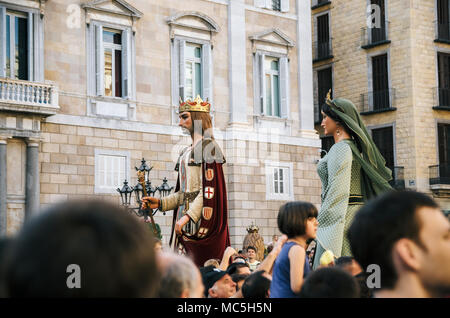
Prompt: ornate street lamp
<box><xmin>136</xmin><ymin>158</ymin><xmax>152</xmax><ymax>180</ymax></box>
<box><xmin>116</xmin><ymin>180</ymin><xmax>133</xmax><ymax>206</ymax></box>
<box><xmin>157</xmin><ymin>177</ymin><xmax>174</xmax><ymax>215</ymax></box>
<box><xmin>146</xmin><ymin>180</ymin><xmax>157</xmax><ymax>197</ymax></box>
<box><xmin>117</xmin><ymin>158</ymin><xmax>173</xmax><ymax>239</ymax></box>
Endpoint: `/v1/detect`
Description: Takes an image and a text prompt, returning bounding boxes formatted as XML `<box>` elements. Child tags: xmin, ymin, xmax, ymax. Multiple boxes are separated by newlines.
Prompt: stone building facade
<box><xmin>0</xmin><ymin>0</ymin><xmax>321</xmax><ymax>247</ymax></box>
<box><xmin>311</xmin><ymin>0</ymin><xmax>450</xmax><ymax>210</ymax></box>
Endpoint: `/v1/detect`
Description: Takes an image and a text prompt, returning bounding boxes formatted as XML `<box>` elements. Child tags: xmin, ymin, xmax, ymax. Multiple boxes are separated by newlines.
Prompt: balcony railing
<box><xmin>388</xmin><ymin>166</ymin><xmax>405</xmax><ymax>190</ymax></box>
<box><xmin>435</xmin><ymin>21</ymin><xmax>450</xmax><ymax>43</ymax></box>
<box><xmin>313</xmin><ymin>40</ymin><xmax>333</xmax><ymax>62</ymax></box>
<box><xmin>0</xmin><ymin>78</ymin><xmax>59</xmax><ymax>115</ymax></box>
<box><xmin>361</xmin><ymin>21</ymin><xmax>390</xmax><ymax>49</ymax></box>
<box><xmin>311</xmin><ymin>0</ymin><xmax>331</xmax><ymax>9</ymax></box>
<box><xmin>360</xmin><ymin>88</ymin><xmax>396</xmax><ymax>114</ymax></box>
<box><xmin>429</xmin><ymin>164</ymin><xmax>450</xmax><ymax>185</ymax></box>
<box><xmin>432</xmin><ymin>87</ymin><xmax>450</xmax><ymax>110</ymax></box>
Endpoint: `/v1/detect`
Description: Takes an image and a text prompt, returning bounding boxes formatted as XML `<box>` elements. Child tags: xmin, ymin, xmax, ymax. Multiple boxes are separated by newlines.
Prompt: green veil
<box><xmin>327</xmin><ymin>97</ymin><xmax>393</xmax><ymax>199</ymax></box>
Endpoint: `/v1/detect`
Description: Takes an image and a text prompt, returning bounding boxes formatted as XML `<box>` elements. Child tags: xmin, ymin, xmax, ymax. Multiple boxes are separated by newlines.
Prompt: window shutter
<box><xmin>0</xmin><ymin>6</ymin><xmax>5</xmax><ymax>78</ymax></box>
<box><xmin>265</xmin><ymin>0</ymin><xmax>272</xmax><ymax>9</ymax></box>
<box><xmin>372</xmin><ymin>127</ymin><xmax>394</xmax><ymax>169</ymax></box>
<box><xmin>317</xmin><ymin>67</ymin><xmax>332</xmax><ymax>123</ymax></box>
<box><xmin>255</xmin><ymin>0</ymin><xmax>266</xmax><ymax>8</ymax></box>
<box><xmin>33</xmin><ymin>12</ymin><xmax>43</xmax><ymax>82</ymax></box>
<box><xmin>179</xmin><ymin>39</ymin><xmax>186</xmax><ymax>100</ymax></box>
<box><xmin>259</xmin><ymin>52</ymin><xmax>266</xmax><ymax>114</ymax></box>
<box><xmin>202</xmin><ymin>43</ymin><xmax>212</xmax><ymax>103</ymax></box>
<box><xmin>95</xmin><ymin>24</ymin><xmax>104</xmax><ymax>96</ymax></box>
<box><xmin>438</xmin><ymin>124</ymin><xmax>450</xmax><ymax>164</ymax></box>
<box><xmin>279</xmin><ymin>56</ymin><xmax>289</xmax><ymax>118</ymax></box>
<box><xmin>121</xmin><ymin>29</ymin><xmax>130</xmax><ymax>99</ymax></box>
<box><xmin>171</xmin><ymin>38</ymin><xmax>180</xmax><ymax>108</ymax></box>
<box><xmin>280</xmin><ymin>0</ymin><xmax>290</xmax><ymax>12</ymax></box>
<box><xmin>27</xmin><ymin>12</ymin><xmax>33</xmax><ymax>81</ymax></box>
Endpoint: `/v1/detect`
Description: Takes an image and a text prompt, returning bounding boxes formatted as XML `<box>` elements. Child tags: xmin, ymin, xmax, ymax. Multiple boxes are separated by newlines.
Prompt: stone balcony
<box><xmin>0</xmin><ymin>78</ymin><xmax>59</xmax><ymax>116</ymax></box>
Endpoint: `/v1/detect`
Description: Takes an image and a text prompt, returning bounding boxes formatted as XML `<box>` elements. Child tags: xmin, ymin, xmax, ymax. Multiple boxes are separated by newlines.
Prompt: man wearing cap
<box><xmin>141</xmin><ymin>96</ymin><xmax>230</xmax><ymax>267</ymax></box>
<box><xmin>202</xmin><ymin>266</ymin><xmax>237</xmax><ymax>298</ymax></box>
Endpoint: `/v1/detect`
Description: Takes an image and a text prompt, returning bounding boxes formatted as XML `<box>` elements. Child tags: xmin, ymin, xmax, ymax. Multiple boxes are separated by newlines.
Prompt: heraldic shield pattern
<box><xmin>204</xmin><ymin>186</ymin><xmax>214</xmax><ymax>199</ymax></box>
<box><xmin>202</xmin><ymin>207</ymin><xmax>213</xmax><ymax>220</ymax></box>
<box><xmin>197</xmin><ymin>227</ymin><xmax>209</xmax><ymax>239</ymax></box>
<box><xmin>205</xmin><ymin>168</ymin><xmax>214</xmax><ymax>181</ymax></box>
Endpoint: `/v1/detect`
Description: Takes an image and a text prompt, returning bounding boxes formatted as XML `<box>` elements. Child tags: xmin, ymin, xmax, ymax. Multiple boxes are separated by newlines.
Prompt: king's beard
<box><xmin>181</xmin><ymin>127</ymin><xmax>193</xmax><ymax>136</ymax></box>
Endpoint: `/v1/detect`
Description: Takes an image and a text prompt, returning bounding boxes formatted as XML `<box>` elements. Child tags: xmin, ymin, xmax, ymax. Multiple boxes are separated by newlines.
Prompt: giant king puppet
<box><xmin>141</xmin><ymin>96</ymin><xmax>230</xmax><ymax>266</ymax></box>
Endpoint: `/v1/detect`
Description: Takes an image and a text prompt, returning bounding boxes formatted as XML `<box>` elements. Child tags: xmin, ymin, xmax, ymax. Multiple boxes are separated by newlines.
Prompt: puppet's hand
<box><xmin>175</xmin><ymin>215</ymin><xmax>190</xmax><ymax>236</ymax></box>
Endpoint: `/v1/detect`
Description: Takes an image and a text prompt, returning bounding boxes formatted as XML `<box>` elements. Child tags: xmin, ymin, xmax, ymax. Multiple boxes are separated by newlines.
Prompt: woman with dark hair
<box><xmin>313</xmin><ymin>92</ymin><xmax>392</xmax><ymax>269</ymax></box>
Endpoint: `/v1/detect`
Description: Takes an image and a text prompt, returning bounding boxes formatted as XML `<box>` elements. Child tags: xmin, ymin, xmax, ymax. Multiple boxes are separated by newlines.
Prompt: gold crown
<box><xmin>179</xmin><ymin>95</ymin><xmax>211</xmax><ymax>113</ymax></box>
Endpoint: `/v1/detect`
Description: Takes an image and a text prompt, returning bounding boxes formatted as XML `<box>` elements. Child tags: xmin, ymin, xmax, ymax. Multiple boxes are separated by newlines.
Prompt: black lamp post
<box><xmin>117</xmin><ymin>158</ymin><xmax>173</xmax><ymax>222</ymax></box>
<box><xmin>136</xmin><ymin>158</ymin><xmax>152</xmax><ymax>179</ymax></box>
<box><xmin>157</xmin><ymin>177</ymin><xmax>174</xmax><ymax>215</ymax></box>
<box><xmin>116</xmin><ymin>180</ymin><xmax>133</xmax><ymax>206</ymax></box>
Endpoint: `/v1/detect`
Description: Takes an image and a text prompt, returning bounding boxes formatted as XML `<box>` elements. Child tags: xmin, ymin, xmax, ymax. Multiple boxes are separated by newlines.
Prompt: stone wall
<box><xmin>39</xmin><ymin>121</ymin><xmax>321</xmax><ymax>247</ymax></box>
<box><xmin>312</xmin><ymin>0</ymin><xmax>450</xmax><ymax>209</ymax></box>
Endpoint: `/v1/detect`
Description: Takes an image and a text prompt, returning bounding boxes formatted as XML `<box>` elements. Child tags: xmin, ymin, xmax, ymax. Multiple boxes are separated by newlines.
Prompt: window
<box><xmin>315</xmin><ymin>13</ymin><xmax>332</xmax><ymax>61</ymax></box>
<box><xmin>254</xmin><ymin>0</ymin><xmax>289</xmax><ymax>12</ymax></box>
<box><xmin>273</xmin><ymin>167</ymin><xmax>285</xmax><ymax>194</ymax></box>
<box><xmin>172</xmin><ymin>39</ymin><xmax>211</xmax><ymax>106</ymax></box>
<box><xmin>90</xmin><ymin>24</ymin><xmax>131</xmax><ymax>99</ymax></box>
<box><xmin>0</xmin><ymin>6</ymin><xmax>44</xmax><ymax>81</ymax></box>
<box><xmin>255</xmin><ymin>52</ymin><xmax>289</xmax><ymax>118</ymax></box>
<box><xmin>95</xmin><ymin>149</ymin><xmax>130</xmax><ymax>194</ymax></box>
<box><xmin>103</xmin><ymin>29</ymin><xmax>122</xmax><ymax>98</ymax></box>
<box><xmin>265</xmin><ymin>161</ymin><xmax>294</xmax><ymax>201</ymax></box>
<box><xmin>438</xmin><ymin>52</ymin><xmax>450</xmax><ymax>107</ymax></box>
<box><xmin>371</xmin><ymin>126</ymin><xmax>394</xmax><ymax>170</ymax></box>
<box><xmin>167</xmin><ymin>12</ymin><xmax>218</xmax><ymax>124</ymax></box>
<box><xmin>5</xmin><ymin>11</ymin><xmax>28</xmax><ymax>80</ymax></box>
<box><xmin>370</xmin><ymin>0</ymin><xmax>387</xmax><ymax>43</ymax></box>
<box><xmin>315</xmin><ymin>67</ymin><xmax>333</xmax><ymax>124</ymax></box>
<box><xmin>264</xmin><ymin>57</ymin><xmax>280</xmax><ymax>116</ymax></box>
<box><xmin>272</xmin><ymin>0</ymin><xmax>281</xmax><ymax>11</ymax></box>
<box><xmin>438</xmin><ymin>123</ymin><xmax>450</xmax><ymax>181</ymax></box>
<box><xmin>83</xmin><ymin>0</ymin><xmax>141</xmax><ymax>120</ymax></box>
<box><xmin>184</xmin><ymin>44</ymin><xmax>202</xmax><ymax>100</ymax></box>
<box><xmin>371</xmin><ymin>53</ymin><xmax>390</xmax><ymax>110</ymax></box>
<box><xmin>437</xmin><ymin>0</ymin><xmax>450</xmax><ymax>41</ymax></box>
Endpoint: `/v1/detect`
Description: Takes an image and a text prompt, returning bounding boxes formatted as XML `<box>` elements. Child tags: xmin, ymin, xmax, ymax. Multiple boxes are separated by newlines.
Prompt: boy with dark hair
<box><xmin>348</xmin><ymin>190</ymin><xmax>450</xmax><ymax>297</ymax></box>
<box><xmin>3</xmin><ymin>199</ymin><xmax>160</xmax><ymax>297</ymax></box>
<box><xmin>230</xmin><ymin>273</ymin><xmax>250</xmax><ymax>292</ymax></box>
<box><xmin>335</xmin><ymin>256</ymin><xmax>371</xmax><ymax>298</ymax></box>
<box><xmin>241</xmin><ymin>270</ymin><xmax>271</xmax><ymax>298</ymax></box>
<box><xmin>299</xmin><ymin>267</ymin><xmax>360</xmax><ymax>298</ymax></box>
<box><xmin>227</xmin><ymin>262</ymin><xmax>251</xmax><ymax>276</ymax></box>
<box><xmin>335</xmin><ymin>256</ymin><xmax>362</xmax><ymax>276</ymax></box>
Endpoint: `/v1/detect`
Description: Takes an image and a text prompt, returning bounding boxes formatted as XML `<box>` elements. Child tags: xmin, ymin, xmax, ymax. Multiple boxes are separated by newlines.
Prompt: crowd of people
<box><xmin>0</xmin><ymin>189</ymin><xmax>448</xmax><ymax>298</ymax></box>
<box><xmin>0</xmin><ymin>95</ymin><xmax>449</xmax><ymax>298</ymax></box>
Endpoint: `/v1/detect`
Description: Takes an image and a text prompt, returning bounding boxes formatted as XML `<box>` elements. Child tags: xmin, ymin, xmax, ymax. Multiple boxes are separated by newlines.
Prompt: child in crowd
<box><xmin>270</xmin><ymin>201</ymin><xmax>318</xmax><ymax>298</ymax></box>
<box><xmin>246</xmin><ymin>246</ymin><xmax>260</xmax><ymax>272</ymax></box>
